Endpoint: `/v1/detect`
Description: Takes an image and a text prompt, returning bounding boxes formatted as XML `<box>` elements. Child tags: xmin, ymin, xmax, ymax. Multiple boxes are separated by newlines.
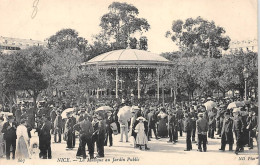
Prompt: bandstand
<box><xmin>81</xmin><ymin>49</ymin><xmax>174</xmax><ymax>102</ymax></box>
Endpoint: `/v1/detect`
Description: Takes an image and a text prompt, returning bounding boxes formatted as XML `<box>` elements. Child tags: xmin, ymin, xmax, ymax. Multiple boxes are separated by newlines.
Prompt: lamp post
<box><xmin>243</xmin><ymin>67</ymin><xmax>249</xmax><ymax>100</ymax></box>
<box><xmin>162</xmin><ymin>84</ymin><xmax>165</xmax><ymax>107</ymax></box>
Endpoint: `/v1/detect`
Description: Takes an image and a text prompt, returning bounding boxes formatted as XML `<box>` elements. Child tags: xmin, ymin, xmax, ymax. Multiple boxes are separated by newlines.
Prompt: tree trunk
<box><xmin>222</xmin><ymin>91</ymin><xmax>226</xmax><ymax>98</ymax></box>
<box><xmin>239</xmin><ymin>88</ymin><xmax>244</xmax><ymax>99</ymax></box>
<box><xmin>255</xmin><ymin>88</ymin><xmax>257</xmax><ymax>100</ymax></box>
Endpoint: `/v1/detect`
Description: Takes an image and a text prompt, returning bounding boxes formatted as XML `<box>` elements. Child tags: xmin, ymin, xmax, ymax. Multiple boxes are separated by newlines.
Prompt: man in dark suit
<box><xmin>190</xmin><ymin>107</ymin><xmax>197</xmax><ymax>142</ymax></box>
<box><xmin>196</xmin><ymin>113</ymin><xmax>208</xmax><ymax>152</ymax></box>
<box><xmin>176</xmin><ymin>105</ymin><xmax>184</xmax><ymax>137</ymax></box>
<box><xmin>2</xmin><ymin>114</ymin><xmax>17</xmax><ymax>160</ymax></box>
<box><xmin>65</xmin><ymin>112</ymin><xmax>74</xmax><ymax>149</ymax></box>
<box><xmin>77</xmin><ymin>108</ymin><xmax>86</xmax><ymax>123</ymax></box>
<box><xmin>50</xmin><ymin>106</ymin><xmax>57</xmax><ymax>134</ymax></box>
<box><xmin>36</xmin><ymin>114</ymin><xmax>52</xmax><ymax>159</ymax></box>
<box><xmin>105</xmin><ymin>111</ymin><xmax>114</xmax><ymax>147</ymax></box>
<box><xmin>208</xmin><ymin>115</ymin><xmax>216</xmax><ymax>139</ymax></box>
<box><xmin>74</xmin><ymin>114</ymin><xmax>94</xmax><ymax>159</ymax></box>
<box><xmin>219</xmin><ymin>112</ymin><xmax>234</xmax><ymax>151</ymax></box>
<box><xmin>96</xmin><ymin>115</ymin><xmax>106</xmax><ymax>158</ymax></box>
<box><xmin>167</xmin><ymin>110</ymin><xmax>176</xmax><ymax>143</ymax></box>
<box><xmin>147</xmin><ymin>107</ymin><xmax>158</xmax><ymax>140</ymax></box>
<box><xmin>71</xmin><ymin>112</ymin><xmax>77</xmax><ymax>148</ymax></box>
<box><xmin>54</xmin><ymin>109</ymin><xmax>63</xmax><ymax>143</ymax></box>
<box><xmin>246</xmin><ymin>110</ymin><xmax>258</xmax><ymax>149</ymax></box>
<box><xmin>184</xmin><ymin>113</ymin><xmax>193</xmax><ymax>151</ymax></box>
<box><xmin>233</xmin><ymin>109</ymin><xmax>245</xmax><ymax>155</ymax></box>
<box><xmin>216</xmin><ymin>105</ymin><xmax>225</xmax><ymax>137</ymax></box>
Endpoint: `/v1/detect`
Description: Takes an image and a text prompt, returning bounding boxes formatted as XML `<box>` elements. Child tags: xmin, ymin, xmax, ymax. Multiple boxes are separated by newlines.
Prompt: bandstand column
<box><xmin>116</xmin><ymin>67</ymin><xmax>119</xmax><ymax>99</ymax></box>
<box><xmin>157</xmin><ymin>68</ymin><xmax>160</xmax><ymax>101</ymax></box>
<box><xmin>137</xmin><ymin>67</ymin><xmax>140</xmax><ymax>99</ymax></box>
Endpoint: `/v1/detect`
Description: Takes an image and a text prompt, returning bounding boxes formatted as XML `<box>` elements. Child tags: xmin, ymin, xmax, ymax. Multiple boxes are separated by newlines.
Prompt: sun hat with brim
<box><xmin>233</xmin><ymin>108</ymin><xmax>240</xmax><ymax>113</ymax></box>
<box><xmin>7</xmin><ymin>113</ymin><xmax>14</xmax><ymax>119</ymax></box>
<box><xmin>136</xmin><ymin>116</ymin><xmax>146</xmax><ymax>121</ymax></box>
<box><xmin>132</xmin><ymin>106</ymin><xmax>140</xmax><ymax>110</ymax></box>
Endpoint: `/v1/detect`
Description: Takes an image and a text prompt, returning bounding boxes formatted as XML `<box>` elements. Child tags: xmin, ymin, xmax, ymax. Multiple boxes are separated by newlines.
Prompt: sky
<box><xmin>0</xmin><ymin>0</ymin><xmax>258</xmax><ymax>54</ymax></box>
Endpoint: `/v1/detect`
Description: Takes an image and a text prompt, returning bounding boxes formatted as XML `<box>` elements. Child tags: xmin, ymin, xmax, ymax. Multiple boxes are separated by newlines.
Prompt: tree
<box><xmin>99</xmin><ymin>2</ymin><xmax>150</xmax><ymax>49</ymax></box>
<box><xmin>43</xmin><ymin>29</ymin><xmax>87</xmax><ymax>102</ymax></box>
<box><xmin>139</xmin><ymin>36</ymin><xmax>148</xmax><ymax>50</ymax></box>
<box><xmin>2</xmin><ymin>47</ymin><xmax>49</xmax><ymax>109</ymax></box>
<box><xmin>47</xmin><ymin>28</ymin><xmax>88</xmax><ymax>53</ymax></box>
<box><xmin>166</xmin><ymin>16</ymin><xmax>230</xmax><ymax>58</ymax></box>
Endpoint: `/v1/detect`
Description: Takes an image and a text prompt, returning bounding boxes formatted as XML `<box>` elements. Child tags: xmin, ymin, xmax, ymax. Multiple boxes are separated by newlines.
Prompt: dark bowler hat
<box><xmin>225</xmin><ymin>112</ymin><xmax>230</xmax><ymax>116</ymax></box>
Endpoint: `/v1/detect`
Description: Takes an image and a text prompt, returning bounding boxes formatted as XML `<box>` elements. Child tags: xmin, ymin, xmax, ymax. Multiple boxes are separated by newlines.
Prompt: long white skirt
<box><xmin>136</xmin><ymin>131</ymin><xmax>148</xmax><ymax>145</ymax></box>
<box><xmin>16</xmin><ymin>136</ymin><xmax>30</xmax><ymax>159</ymax></box>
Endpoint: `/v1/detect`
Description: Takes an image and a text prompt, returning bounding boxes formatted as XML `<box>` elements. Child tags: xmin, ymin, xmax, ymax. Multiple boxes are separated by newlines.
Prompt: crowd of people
<box><xmin>0</xmin><ymin>96</ymin><xmax>258</xmax><ymax>160</ymax></box>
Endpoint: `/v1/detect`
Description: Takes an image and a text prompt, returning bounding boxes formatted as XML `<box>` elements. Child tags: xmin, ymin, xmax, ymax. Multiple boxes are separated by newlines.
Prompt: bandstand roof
<box><xmin>81</xmin><ymin>49</ymin><xmax>173</xmax><ymax>69</ymax></box>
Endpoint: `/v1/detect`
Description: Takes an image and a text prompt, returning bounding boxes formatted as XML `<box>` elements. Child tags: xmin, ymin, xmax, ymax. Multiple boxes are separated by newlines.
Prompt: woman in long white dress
<box><xmin>135</xmin><ymin>117</ymin><xmax>150</xmax><ymax>150</ymax></box>
<box><xmin>16</xmin><ymin>119</ymin><xmax>30</xmax><ymax>159</ymax></box>
<box><xmin>0</xmin><ymin>116</ymin><xmax>5</xmax><ymax>157</ymax></box>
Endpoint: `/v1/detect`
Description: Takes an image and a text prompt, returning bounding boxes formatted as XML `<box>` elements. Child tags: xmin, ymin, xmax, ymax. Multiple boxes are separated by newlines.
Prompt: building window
<box><xmin>26</xmin><ymin>44</ymin><xmax>29</xmax><ymax>46</ymax></box>
<box><xmin>12</xmin><ymin>43</ymin><xmax>15</xmax><ymax>45</ymax></box>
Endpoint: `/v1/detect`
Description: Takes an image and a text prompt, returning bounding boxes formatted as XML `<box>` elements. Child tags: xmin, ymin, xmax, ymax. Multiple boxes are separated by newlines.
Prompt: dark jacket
<box><xmin>233</xmin><ymin>116</ymin><xmax>244</xmax><ymax>132</ymax></box>
<box><xmin>196</xmin><ymin>118</ymin><xmax>208</xmax><ymax>134</ymax></box>
<box><xmin>190</xmin><ymin>112</ymin><xmax>197</xmax><ymax>128</ymax></box>
<box><xmin>246</xmin><ymin>115</ymin><xmax>258</xmax><ymax>130</ymax></box>
<box><xmin>50</xmin><ymin>110</ymin><xmax>57</xmax><ymax>123</ymax></box>
<box><xmin>184</xmin><ymin>117</ymin><xmax>193</xmax><ymax>132</ymax></box>
<box><xmin>221</xmin><ymin>118</ymin><xmax>234</xmax><ymax>144</ymax></box>
<box><xmin>54</xmin><ymin>115</ymin><xmax>63</xmax><ymax>128</ymax></box>
<box><xmin>36</xmin><ymin>120</ymin><xmax>52</xmax><ymax>150</ymax></box>
<box><xmin>36</xmin><ymin>120</ymin><xmax>52</xmax><ymax>139</ymax></box>
<box><xmin>209</xmin><ymin>117</ymin><xmax>216</xmax><ymax>130</ymax></box>
<box><xmin>74</xmin><ymin>119</ymin><xmax>93</xmax><ymax>137</ymax></box>
<box><xmin>2</xmin><ymin>121</ymin><xmax>18</xmax><ymax>140</ymax></box>
<box><xmin>106</xmin><ymin>115</ymin><xmax>115</xmax><ymax>130</ymax></box>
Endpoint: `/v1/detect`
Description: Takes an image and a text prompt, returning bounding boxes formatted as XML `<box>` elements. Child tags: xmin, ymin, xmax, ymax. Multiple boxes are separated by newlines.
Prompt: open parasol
<box><xmin>117</xmin><ymin>106</ymin><xmax>132</xmax><ymax>121</ymax></box>
<box><xmin>227</xmin><ymin>101</ymin><xmax>245</xmax><ymax>109</ymax></box>
<box><xmin>95</xmin><ymin>106</ymin><xmax>113</xmax><ymax>113</ymax></box>
<box><xmin>204</xmin><ymin>101</ymin><xmax>217</xmax><ymax>111</ymax></box>
<box><xmin>61</xmin><ymin>108</ymin><xmax>74</xmax><ymax>119</ymax></box>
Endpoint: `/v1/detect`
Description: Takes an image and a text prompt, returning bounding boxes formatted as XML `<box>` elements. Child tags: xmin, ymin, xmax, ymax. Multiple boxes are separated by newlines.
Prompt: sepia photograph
<box><xmin>0</xmin><ymin>0</ymin><xmax>258</xmax><ymax>165</ymax></box>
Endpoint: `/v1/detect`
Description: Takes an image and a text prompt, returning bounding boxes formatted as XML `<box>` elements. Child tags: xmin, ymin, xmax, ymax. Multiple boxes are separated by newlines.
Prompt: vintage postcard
<box><xmin>0</xmin><ymin>0</ymin><xmax>258</xmax><ymax>165</ymax></box>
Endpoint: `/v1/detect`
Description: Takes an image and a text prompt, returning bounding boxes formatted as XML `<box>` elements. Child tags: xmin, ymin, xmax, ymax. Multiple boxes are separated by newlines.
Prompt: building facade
<box><xmin>223</xmin><ymin>39</ymin><xmax>258</xmax><ymax>55</ymax></box>
<box><xmin>0</xmin><ymin>36</ymin><xmax>46</xmax><ymax>54</ymax></box>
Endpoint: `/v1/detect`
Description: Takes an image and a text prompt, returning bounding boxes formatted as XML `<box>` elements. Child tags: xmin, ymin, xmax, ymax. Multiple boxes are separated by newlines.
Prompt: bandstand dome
<box><xmin>81</xmin><ymin>48</ymin><xmax>173</xmax><ymax>100</ymax></box>
<box><xmin>81</xmin><ymin>49</ymin><xmax>173</xmax><ymax>68</ymax></box>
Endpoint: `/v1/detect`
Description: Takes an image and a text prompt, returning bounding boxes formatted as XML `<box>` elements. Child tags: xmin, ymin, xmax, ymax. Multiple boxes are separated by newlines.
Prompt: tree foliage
<box><xmin>161</xmin><ymin>51</ymin><xmax>258</xmax><ymax>100</ymax></box>
<box><xmin>166</xmin><ymin>16</ymin><xmax>231</xmax><ymax>58</ymax></box>
<box><xmin>47</xmin><ymin>28</ymin><xmax>88</xmax><ymax>54</ymax></box>
<box><xmin>85</xmin><ymin>2</ymin><xmax>150</xmax><ymax>61</ymax></box>
<box><xmin>1</xmin><ymin>47</ymin><xmax>49</xmax><ymax>107</ymax></box>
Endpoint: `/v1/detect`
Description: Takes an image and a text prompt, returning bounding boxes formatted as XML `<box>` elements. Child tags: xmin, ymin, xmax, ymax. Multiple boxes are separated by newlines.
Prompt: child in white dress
<box><xmin>135</xmin><ymin>117</ymin><xmax>150</xmax><ymax>150</ymax></box>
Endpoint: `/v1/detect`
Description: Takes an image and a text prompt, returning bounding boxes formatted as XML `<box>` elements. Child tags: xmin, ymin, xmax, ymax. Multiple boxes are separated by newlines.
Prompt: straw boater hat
<box><xmin>7</xmin><ymin>113</ymin><xmax>14</xmax><ymax>119</ymax></box>
<box><xmin>198</xmin><ymin>113</ymin><xmax>203</xmax><ymax>117</ymax></box>
<box><xmin>131</xmin><ymin>106</ymin><xmax>140</xmax><ymax>113</ymax></box>
<box><xmin>136</xmin><ymin>116</ymin><xmax>146</xmax><ymax>121</ymax></box>
<box><xmin>233</xmin><ymin>108</ymin><xmax>240</xmax><ymax>113</ymax></box>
